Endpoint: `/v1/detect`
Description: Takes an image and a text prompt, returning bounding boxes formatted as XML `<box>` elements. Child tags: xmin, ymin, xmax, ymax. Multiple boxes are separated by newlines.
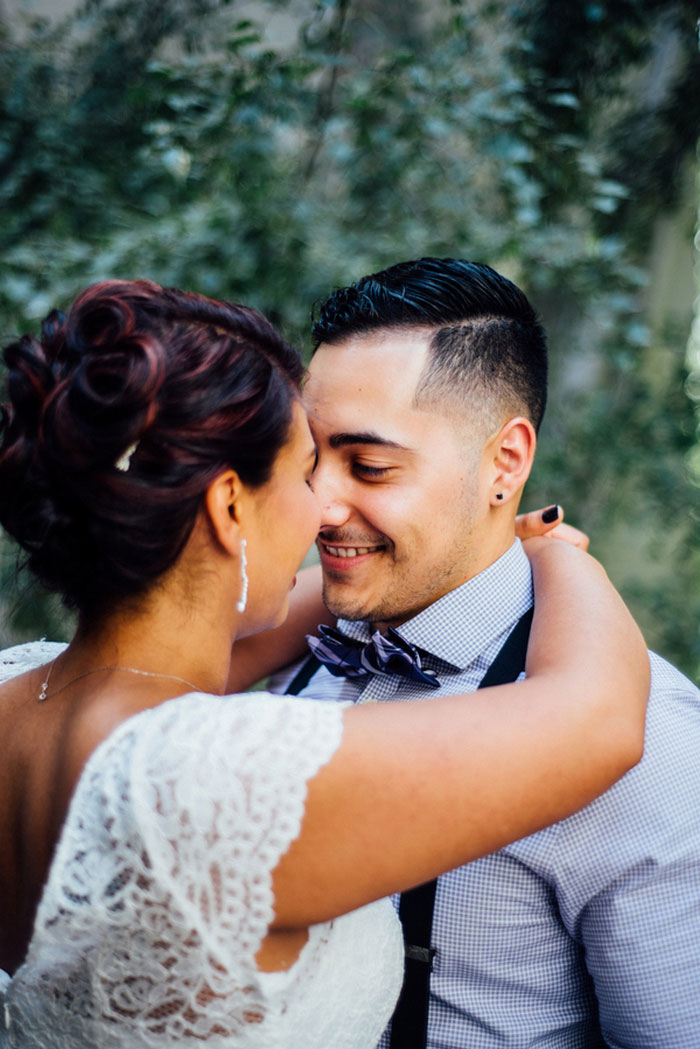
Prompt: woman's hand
<box><xmin>515</xmin><ymin>504</ymin><xmax>589</xmax><ymax>550</ymax></box>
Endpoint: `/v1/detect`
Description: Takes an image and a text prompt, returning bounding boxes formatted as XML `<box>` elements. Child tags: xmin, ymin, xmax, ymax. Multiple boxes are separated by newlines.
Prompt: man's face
<box><xmin>304</xmin><ymin>329</ymin><xmax>495</xmax><ymax>628</ymax></box>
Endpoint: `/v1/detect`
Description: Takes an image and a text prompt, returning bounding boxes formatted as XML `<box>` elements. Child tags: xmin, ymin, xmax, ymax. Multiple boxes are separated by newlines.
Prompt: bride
<box><xmin>0</xmin><ymin>280</ymin><xmax>647</xmax><ymax>1048</ymax></box>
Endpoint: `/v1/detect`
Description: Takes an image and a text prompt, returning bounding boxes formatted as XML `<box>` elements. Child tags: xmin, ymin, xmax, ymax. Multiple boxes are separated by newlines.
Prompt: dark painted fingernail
<box><xmin>541</xmin><ymin>505</ymin><xmax>560</xmax><ymax>524</ymax></box>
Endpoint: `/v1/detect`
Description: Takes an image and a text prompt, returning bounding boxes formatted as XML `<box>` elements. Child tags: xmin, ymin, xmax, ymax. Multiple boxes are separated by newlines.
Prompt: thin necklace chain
<box><xmin>38</xmin><ymin>659</ymin><xmax>201</xmax><ymax>702</ymax></box>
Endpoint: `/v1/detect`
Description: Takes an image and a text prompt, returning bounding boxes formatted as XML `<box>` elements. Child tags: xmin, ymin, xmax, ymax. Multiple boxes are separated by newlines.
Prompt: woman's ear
<box><xmin>204</xmin><ymin>469</ymin><xmax>245</xmax><ymax>555</ymax></box>
<box><xmin>488</xmin><ymin>417</ymin><xmax>537</xmax><ymax>507</ymax></box>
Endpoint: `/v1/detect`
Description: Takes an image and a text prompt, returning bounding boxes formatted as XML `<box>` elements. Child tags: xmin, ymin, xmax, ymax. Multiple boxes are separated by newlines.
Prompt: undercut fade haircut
<box><xmin>312</xmin><ymin>257</ymin><xmax>548</xmax><ymax>432</ymax></box>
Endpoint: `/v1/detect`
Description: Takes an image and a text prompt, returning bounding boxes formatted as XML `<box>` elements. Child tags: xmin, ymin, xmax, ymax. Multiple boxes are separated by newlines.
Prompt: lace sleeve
<box><xmin>0</xmin><ymin>642</ymin><xmax>67</xmax><ymax>684</ymax></box>
<box><xmin>17</xmin><ymin>691</ymin><xmax>346</xmax><ymax>1045</ymax></box>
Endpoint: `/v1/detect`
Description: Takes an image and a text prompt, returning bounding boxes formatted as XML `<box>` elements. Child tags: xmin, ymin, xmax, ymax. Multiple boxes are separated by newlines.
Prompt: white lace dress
<box><xmin>0</xmin><ymin>643</ymin><xmax>403</xmax><ymax>1049</ymax></box>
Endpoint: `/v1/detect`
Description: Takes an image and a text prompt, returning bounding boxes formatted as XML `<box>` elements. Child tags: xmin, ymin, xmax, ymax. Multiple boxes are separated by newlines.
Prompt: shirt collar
<box><xmin>337</xmin><ymin>539</ymin><xmax>533</xmax><ymax>671</ymax></box>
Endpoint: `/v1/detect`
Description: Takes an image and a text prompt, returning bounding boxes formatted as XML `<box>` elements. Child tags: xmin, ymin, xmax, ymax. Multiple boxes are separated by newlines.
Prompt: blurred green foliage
<box><xmin>1</xmin><ymin>0</ymin><xmax>699</xmax><ymax>677</ymax></box>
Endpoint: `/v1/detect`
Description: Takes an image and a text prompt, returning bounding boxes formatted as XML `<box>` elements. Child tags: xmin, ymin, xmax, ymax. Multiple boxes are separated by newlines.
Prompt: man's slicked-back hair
<box><xmin>312</xmin><ymin>257</ymin><xmax>548</xmax><ymax>432</ymax></box>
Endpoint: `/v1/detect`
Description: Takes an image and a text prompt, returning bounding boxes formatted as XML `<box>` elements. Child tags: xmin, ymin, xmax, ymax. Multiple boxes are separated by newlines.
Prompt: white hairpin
<box><xmin>115</xmin><ymin>441</ymin><xmax>139</xmax><ymax>472</ymax></box>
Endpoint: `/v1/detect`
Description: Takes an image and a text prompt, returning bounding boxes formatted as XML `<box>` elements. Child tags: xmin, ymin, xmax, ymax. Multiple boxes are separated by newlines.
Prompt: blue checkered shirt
<box><xmin>271</xmin><ymin>539</ymin><xmax>700</xmax><ymax>1047</ymax></box>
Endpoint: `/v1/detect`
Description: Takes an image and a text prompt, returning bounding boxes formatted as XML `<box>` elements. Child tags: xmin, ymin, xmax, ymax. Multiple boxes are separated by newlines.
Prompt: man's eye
<box><xmin>354</xmin><ymin>463</ymin><xmax>391</xmax><ymax>479</ymax></box>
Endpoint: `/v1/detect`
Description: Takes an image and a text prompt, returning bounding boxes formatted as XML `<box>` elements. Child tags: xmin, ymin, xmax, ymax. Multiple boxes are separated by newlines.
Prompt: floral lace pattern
<box><xmin>0</xmin><ymin>643</ymin><xmax>403</xmax><ymax>1048</ymax></box>
<box><xmin>0</xmin><ymin>641</ymin><xmax>67</xmax><ymax>684</ymax></box>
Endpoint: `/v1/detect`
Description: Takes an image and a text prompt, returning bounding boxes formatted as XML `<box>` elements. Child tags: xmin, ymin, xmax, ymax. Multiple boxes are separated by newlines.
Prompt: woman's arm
<box><xmin>270</xmin><ymin>540</ymin><xmax>648</xmax><ymax>927</ymax></box>
<box><xmin>227</xmin><ymin>506</ymin><xmax>590</xmax><ymax>691</ymax></box>
<box><xmin>226</xmin><ymin>563</ymin><xmax>329</xmax><ymax>691</ymax></box>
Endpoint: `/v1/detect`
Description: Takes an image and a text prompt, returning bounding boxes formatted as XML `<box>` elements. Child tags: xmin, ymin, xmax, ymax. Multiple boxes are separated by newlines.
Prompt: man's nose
<box><xmin>311</xmin><ymin>467</ymin><xmax>353</xmax><ymax>528</ymax></box>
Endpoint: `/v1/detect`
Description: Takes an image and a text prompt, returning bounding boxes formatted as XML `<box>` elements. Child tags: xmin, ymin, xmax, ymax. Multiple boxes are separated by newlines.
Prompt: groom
<box><xmin>275</xmin><ymin>257</ymin><xmax>700</xmax><ymax>1048</ymax></box>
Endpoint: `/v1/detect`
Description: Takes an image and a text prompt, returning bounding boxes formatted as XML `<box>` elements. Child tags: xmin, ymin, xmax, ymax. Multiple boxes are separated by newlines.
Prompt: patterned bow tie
<box><xmin>306</xmin><ymin>624</ymin><xmax>441</xmax><ymax>689</ymax></box>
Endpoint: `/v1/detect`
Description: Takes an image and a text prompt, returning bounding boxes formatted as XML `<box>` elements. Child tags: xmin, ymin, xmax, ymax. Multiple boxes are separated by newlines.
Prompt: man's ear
<box><xmin>204</xmin><ymin>469</ymin><xmax>246</xmax><ymax>555</ymax></box>
<box><xmin>488</xmin><ymin>417</ymin><xmax>537</xmax><ymax>507</ymax></box>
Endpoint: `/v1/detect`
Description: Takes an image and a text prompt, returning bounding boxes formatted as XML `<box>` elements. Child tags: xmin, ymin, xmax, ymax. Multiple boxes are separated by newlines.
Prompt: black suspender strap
<box><xmin>390</xmin><ymin>880</ymin><xmax>438</xmax><ymax>1049</ymax></box>
<box><xmin>285</xmin><ymin>654</ymin><xmax>322</xmax><ymax>696</ymax></box>
<box><xmin>477</xmin><ymin>606</ymin><xmax>533</xmax><ymax>690</ymax></box>
<box><xmin>389</xmin><ymin>606</ymin><xmax>534</xmax><ymax>1049</ymax></box>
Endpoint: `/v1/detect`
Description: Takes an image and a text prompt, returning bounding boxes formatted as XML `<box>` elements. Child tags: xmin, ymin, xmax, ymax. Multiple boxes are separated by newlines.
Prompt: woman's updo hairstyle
<box><xmin>0</xmin><ymin>280</ymin><xmax>304</xmax><ymax>620</ymax></box>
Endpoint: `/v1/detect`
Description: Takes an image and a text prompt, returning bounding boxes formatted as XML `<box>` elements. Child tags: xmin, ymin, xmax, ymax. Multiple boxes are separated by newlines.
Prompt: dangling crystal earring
<box><xmin>237</xmin><ymin>539</ymin><xmax>248</xmax><ymax>613</ymax></box>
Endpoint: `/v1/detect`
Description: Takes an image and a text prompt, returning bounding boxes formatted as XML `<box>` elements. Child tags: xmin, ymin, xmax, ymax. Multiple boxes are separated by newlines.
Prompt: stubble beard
<box><xmin>321</xmin><ymin>556</ymin><xmax>468</xmax><ymax>628</ymax></box>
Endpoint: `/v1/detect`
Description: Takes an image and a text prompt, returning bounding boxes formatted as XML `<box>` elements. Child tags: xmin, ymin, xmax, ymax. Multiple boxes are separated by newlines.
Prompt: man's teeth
<box><xmin>325</xmin><ymin>545</ymin><xmax>375</xmax><ymax>558</ymax></box>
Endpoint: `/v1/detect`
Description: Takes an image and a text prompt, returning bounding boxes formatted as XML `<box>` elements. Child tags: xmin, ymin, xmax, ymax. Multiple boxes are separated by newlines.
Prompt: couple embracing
<box><xmin>0</xmin><ymin>258</ymin><xmax>698</xmax><ymax>1048</ymax></box>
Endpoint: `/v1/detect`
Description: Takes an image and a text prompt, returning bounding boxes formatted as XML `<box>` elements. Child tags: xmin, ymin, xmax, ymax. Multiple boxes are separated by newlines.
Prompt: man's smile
<box><xmin>322</xmin><ymin>544</ymin><xmax>379</xmax><ymax>558</ymax></box>
<box><xmin>317</xmin><ymin>536</ymin><xmax>388</xmax><ymax>569</ymax></box>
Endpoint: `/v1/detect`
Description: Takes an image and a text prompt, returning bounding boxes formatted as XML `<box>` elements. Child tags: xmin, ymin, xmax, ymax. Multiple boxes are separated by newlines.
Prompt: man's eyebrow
<box><xmin>328</xmin><ymin>431</ymin><xmax>412</xmax><ymax>452</ymax></box>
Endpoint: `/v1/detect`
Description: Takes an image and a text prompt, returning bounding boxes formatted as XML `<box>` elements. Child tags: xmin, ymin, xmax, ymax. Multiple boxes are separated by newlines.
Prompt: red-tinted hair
<box><xmin>0</xmin><ymin>279</ymin><xmax>303</xmax><ymax>620</ymax></box>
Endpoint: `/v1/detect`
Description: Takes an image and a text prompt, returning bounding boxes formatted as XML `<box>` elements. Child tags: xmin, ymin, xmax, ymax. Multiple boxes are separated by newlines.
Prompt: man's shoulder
<box><xmin>648</xmin><ymin>648</ymin><xmax>699</xmax><ymax>701</ymax></box>
<box><xmin>574</xmin><ymin>647</ymin><xmax>699</xmax><ymax>801</ymax></box>
<box><xmin>506</xmin><ymin>650</ymin><xmax>700</xmax><ymax>872</ymax></box>
<box><xmin>638</xmin><ymin>650</ymin><xmax>700</xmax><ymax>780</ymax></box>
